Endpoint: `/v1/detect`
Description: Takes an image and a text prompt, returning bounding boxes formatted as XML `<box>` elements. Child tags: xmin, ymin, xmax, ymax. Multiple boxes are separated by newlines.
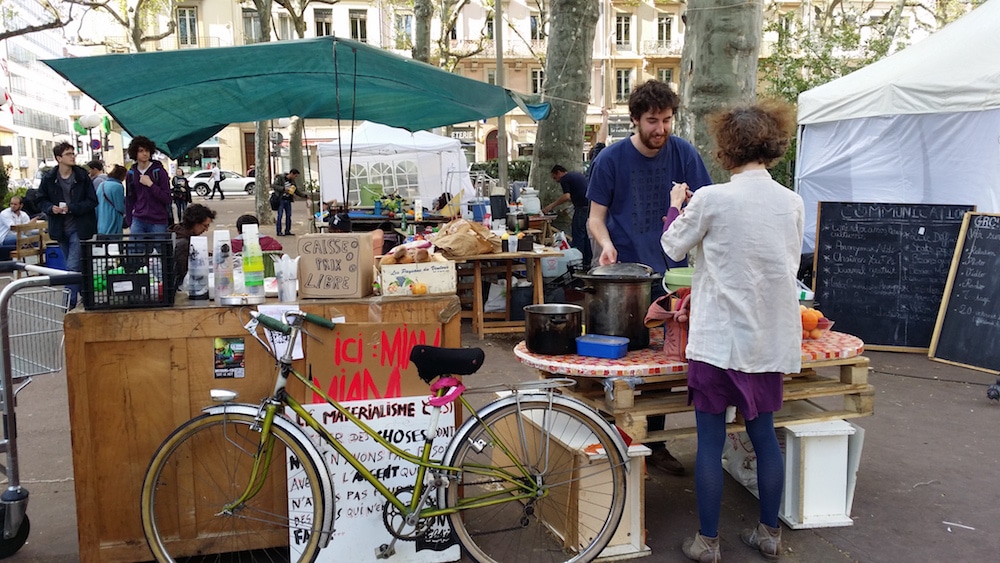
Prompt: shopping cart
<box><xmin>0</xmin><ymin>262</ymin><xmax>80</xmax><ymax>557</ymax></box>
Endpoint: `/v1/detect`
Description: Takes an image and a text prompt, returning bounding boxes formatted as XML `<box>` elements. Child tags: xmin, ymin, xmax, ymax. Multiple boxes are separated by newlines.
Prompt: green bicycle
<box><xmin>139</xmin><ymin>309</ymin><xmax>629</xmax><ymax>562</ymax></box>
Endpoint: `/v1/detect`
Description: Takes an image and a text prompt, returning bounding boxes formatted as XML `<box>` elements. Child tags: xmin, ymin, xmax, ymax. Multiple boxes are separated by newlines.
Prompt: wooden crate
<box><xmin>64</xmin><ymin>295</ymin><xmax>461</xmax><ymax>562</ymax></box>
<box><xmin>544</xmin><ymin>356</ymin><xmax>874</xmax><ymax>442</ymax></box>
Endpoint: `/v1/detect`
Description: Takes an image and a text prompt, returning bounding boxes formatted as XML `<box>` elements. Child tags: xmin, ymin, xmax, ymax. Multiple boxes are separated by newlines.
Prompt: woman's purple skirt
<box><xmin>686</xmin><ymin>360</ymin><xmax>784</xmax><ymax>420</ymax></box>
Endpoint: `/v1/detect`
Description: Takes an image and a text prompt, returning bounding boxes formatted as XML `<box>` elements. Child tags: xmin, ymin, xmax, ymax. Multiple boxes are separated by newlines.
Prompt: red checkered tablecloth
<box><xmin>514</xmin><ymin>329</ymin><xmax>864</xmax><ymax>378</ymax></box>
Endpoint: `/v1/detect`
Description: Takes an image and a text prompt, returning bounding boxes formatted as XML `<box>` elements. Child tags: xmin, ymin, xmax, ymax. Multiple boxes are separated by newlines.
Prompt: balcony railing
<box><xmin>449</xmin><ymin>39</ymin><xmax>545</xmax><ymax>58</ymax></box>
<box><xmin>615</xmin><ymin>41</ymin><xmax>633</xmax><ymax>52</ymax></box>
<box><xmin>641</xmin><ymin>40</ymin><xmax>683</xmax><ymax>56</ymax></box>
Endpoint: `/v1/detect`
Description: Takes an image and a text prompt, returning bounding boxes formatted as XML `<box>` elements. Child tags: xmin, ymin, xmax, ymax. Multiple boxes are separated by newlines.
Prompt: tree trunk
<box><xmin>529</xmin><ymin>0</ymin><xmax>600</xmax><ymax>206</ymax></box>
<box><xmin>678</xmin><ymin>0</ymin><xmax>763</xmax><ymax>183</ymax></box>
<box><xmin>413</xmin><ymin>0</ymin><xmax>432</xmax><ymax>63</ymax></box>
<box><xmin>253</xmin><ymin>0</ymin><xmax>274</xmax><ymax>223</ymax></box>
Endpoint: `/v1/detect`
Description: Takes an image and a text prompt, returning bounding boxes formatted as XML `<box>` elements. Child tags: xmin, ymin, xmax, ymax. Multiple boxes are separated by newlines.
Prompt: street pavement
<box><xmin>5</xmin><ymin>198</ymin><xmax>999</xmax><ymax>561</ymax></box>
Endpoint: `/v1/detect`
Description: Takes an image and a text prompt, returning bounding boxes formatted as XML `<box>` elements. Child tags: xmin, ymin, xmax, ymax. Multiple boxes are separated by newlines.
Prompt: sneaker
<box><xmin>682</xmin><ymin>533</ymin><xmax>721</xmax><ymax>562</ymax></box>
<box><xmin>648</xmin><ymin>447</ymin><xmax>685</xmax><ymax>476</ymax></box>
<box><xmin>740</xmin><ymin>522</ymin><xmax>781</xmax><ymax>561</ymax></box>
<box><xmin>285</xmin><ymin>232</ymin><xmax>295</xmax><ymax>236</ymax></box>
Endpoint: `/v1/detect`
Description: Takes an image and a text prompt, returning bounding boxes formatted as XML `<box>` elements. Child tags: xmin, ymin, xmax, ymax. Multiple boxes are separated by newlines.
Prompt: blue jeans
<box><xmin>174</xmin><ymin>201</ymin><xmax>188</xmax><ymax>224</ymax></box>
<box><xmin>276</xmin><ymin>199</ymin><xmax>292</xmax><ymax>235</ymax></box>
<box><xmin>59</xmin><ymin>229</ymin><xmax>82</xmax><ymax>308</ymax></box>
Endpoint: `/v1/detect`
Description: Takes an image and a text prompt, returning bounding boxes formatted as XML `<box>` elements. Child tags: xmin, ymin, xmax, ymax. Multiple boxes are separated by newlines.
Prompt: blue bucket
<box><xmin>472</xmin><ymin>202</ymin><xmax>488</xmax><ymax>222</ymax></box>
<box><xmin>45</xmin><ymin>244</ymin><xmax>66</xmax><ymax>271</ymax></box>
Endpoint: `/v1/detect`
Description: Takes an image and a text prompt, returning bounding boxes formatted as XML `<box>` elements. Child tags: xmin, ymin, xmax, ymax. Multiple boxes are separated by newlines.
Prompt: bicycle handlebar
<box><xmin>251</xmin><ymin>310</ymin><xmax>338</xmax><ymax>335</ymax></box>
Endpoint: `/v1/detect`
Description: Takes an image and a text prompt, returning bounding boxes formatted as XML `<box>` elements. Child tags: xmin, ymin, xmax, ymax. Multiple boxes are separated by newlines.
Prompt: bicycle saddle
<box><xmin>409</xmin><ymin>346</ymin><xmax>485</xmax><ymax>383</ymax></box>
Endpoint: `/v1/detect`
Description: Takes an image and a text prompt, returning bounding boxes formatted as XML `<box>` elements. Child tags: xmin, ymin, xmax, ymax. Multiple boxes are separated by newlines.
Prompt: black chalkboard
<box><xmin>930</xmin><ymin>213</ymin><xmax>1000</xmax><ymax>373</ymax></box>
<box><xmin>814</xmin><ymin>202</ymin><xmax>974</xmax><ymax>350</ymax></box>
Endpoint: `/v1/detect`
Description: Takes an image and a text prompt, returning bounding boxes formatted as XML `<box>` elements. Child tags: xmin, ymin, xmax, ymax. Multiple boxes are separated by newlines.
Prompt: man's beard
<box><xmin>637</xmin><ymin>128</ymin><xmax>668</xmax><ymax>151</ymax></box>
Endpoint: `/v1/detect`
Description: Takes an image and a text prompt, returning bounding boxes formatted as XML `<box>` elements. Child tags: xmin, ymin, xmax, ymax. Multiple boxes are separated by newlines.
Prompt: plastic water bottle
<box><xmin>242</xmin><ymin>223</ymin><xmax>265</xmax><ymax>298</ymax></box>
<box><xmin>213</xmin><ymin>230</ymin><xmax>234</xmax><ymax>298</ymax></box>
<box><xmin>187</xmin><ymin>236</ymin><xmax>209</xmax><ymax>300</ymax></box>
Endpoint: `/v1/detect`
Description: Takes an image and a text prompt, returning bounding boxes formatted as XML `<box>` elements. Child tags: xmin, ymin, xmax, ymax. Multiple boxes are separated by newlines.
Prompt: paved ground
<box><xmin>5</xmin><ymin>196</ymin><xmax>1000</xmax><ymax>561</ymax></box>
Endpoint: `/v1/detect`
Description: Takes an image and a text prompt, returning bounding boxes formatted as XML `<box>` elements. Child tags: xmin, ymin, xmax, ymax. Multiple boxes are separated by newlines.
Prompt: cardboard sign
<box><xmin>298</xmin><ymin>233</ymin><xmax>377</xmax><ymax>298</ymax></box>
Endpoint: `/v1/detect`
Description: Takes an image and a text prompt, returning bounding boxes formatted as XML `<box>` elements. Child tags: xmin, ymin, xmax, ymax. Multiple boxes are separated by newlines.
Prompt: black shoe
<box><xmin>285</xmin><ymin>232</ymin><xmax>295</xmax><ymax>236</ymax></box>
<box><xmin>276</xmin><ymin>232</ymin><xmax>284</xmax><ymax>237</ymax></box>
<box><xmin>648</xmin><ymin>447</ymin><xmax>685</xmax><ymax>476</ymax></box>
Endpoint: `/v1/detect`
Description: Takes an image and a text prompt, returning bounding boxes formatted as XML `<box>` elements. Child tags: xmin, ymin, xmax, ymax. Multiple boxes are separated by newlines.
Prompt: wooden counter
<box><xmin>515</xmin><ymin>329</ymin><xmax>874</xmax><ymax>442</ymax></box>
<box><xmin>64</xmin><ymin>294</ymin><xmax>461</xmax><ymax>562</ymax></box>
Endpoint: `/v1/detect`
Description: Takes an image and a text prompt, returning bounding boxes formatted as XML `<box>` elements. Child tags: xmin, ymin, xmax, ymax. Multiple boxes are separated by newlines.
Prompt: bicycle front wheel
<box><xmin>444</xmin><ymin>397</ymin><xmax>628</xmax><ymax>563</ymax></box>
<box><xmin>140</xmin><ymin>412</ymin><xmax>326</xmax><ymax>562</ymax></box>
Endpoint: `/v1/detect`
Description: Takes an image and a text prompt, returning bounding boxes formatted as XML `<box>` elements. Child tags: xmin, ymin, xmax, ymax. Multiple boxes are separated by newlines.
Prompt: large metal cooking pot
<box><xmin>576</xmin><ymin>263</ymin><xmax>660</xmax><ymax>350</ymax></box>
<box><xmin>524</xmin><ymin>304</ymin><xmax>583</xmax><ymax>355</ymax></box>
<box><xmin>506</xmin><ymin>212</ymin><xmax>528</xmax><ymax>232</ymax></box>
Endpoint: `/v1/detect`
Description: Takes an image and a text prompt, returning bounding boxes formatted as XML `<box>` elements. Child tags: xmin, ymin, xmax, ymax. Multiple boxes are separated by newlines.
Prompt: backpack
<box><xmin>269</xmin><ymin>190</ymin><xmax>281</xmax><ymax>211</ymax></box>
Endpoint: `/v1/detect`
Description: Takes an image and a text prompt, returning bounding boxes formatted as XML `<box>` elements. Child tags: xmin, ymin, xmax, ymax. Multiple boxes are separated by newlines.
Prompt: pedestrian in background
<box><xmin>208</xmin><ymin>163</ymin><xmax>224</xmax><ymax>200</ymax></box>
<box><xmin>37</xmin><ymin>142</ymin><xmax>98</xmax><ymax>308</ymax></box>
<box><xmin>661</xmin><ymin>100</ymin><xmax>802</xmax><ymax>563</ymax></box>
<box><xmin>172</xmin><ymin>169</ymin><xmax>192</xmax><ymax>224</ymax></box>
<box><xmin>272</xmin><ymin>168</ymin><xmax>300</xmax><ymax>236</ymax></box>
<box><xmin>87</xmin><ymin>160</ymin><xmax>107</xmax><ymax>193</ymax></box>
<box><xmin>544</xmin><ymin>164</ymin><xmax>592</xmax><ymax>266</ymax></box>
<box><xmin>124</xmin><ymin>136</ymin><xmax>172</xmax><ymax>234</ymax></box>
<box><xmin>96</xmin><ymin>165</ymin><xmax>127</xmax><ymax>235</ymax></box>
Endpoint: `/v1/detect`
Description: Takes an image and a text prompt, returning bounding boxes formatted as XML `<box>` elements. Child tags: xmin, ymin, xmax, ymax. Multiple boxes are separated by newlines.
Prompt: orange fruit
<box><xmin>809</xmin><ymin>328</ymin><xmax>824</xmax><ymax>339</ymax></box>
<box><xmin>801</xmin><ymin>311</ymin><xmax>818</xmax><ymax>331</ymax></box>
<box><xmin>802</xmin><ymin>330</ymin><xmax>810</xmax><ymax>339</ymax></box>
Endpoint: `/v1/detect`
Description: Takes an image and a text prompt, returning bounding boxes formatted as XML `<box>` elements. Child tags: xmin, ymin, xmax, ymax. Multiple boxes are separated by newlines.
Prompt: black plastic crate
<box><xmin>81</xmin><ymin>233</ymin><xmax>176</xmax><ymax>310</ymax></box>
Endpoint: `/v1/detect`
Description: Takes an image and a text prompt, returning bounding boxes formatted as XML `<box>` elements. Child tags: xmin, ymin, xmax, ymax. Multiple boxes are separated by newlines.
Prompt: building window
<box><xmin>350</xmin><ymin>10</ymin><xmax>368</xmax><ymax>42</ymax></box>
<box><xmin>395</xmin><ymin>13</ymin><xmax>413</xmax><ymax>49</ymax></box>
<box><xmin>657</xmin><ymin>15</ymin><xmax>673</xmax><ymax>44</ymax></box>
<box><xmin>530</xmin><ymin>15</ymin><xmax>542</xmax><ymax>41</ymax></box>
<box><xmin>277</xmin><ymin>14</ymin><xmax>294</xmax><ymax>40</ymax></box>
<box><xmin>243</xmin><ymin>9</ymin><xmax>262</xmax><ymax>44</ymax></box>
<box><xmin>615</xmin><ymin>14</ymin><xmax>631</xmax><ymax>50</ymax></box>
<box><xmin>658</xmin><ymin>68</ymin><xmax>673</xmax><ymax>84</ymax></box>
<box><xmin>450</xmin><ymin>26</ymin><xmax>457</xmax><ymax>40</ymax></box>
<box><xmin>71</xmin><ymin>94</ymin><xmax>81</xmax><ymax>112</ymax></box>
<box><xmin>177</xmin><ymin>7</ymin><xmax>198</xmax><ymax>47</ymax></box>
<box><xmin>616</xmin><ymin>69</ymin><xmax>632</xmax><ymax>102</ymax></box>
<box><xmin>486</xmin><ymin>68</ymin><xmax>496</xmax><ymax>85</ymax></box>
<box><xmin>531</xmin><ymin>69</ymin><xmax>544</xmax><ymax>94</ymax></box>
<box><xmin>485</xmin><ymin>15</ymin><xmax>494</xmax><ymax>40</ymax></box>
<box><xmin>315</xmin><ymin>8</ymin><xmax>332</xmax><ymax>36</ymax></box>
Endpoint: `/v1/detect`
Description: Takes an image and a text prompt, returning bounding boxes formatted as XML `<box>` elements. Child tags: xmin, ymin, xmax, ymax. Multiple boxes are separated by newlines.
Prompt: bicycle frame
<box><xmin>225</xmin><ymin>312</ymin><xmax>557</xmax><ymax>527</ymax></box>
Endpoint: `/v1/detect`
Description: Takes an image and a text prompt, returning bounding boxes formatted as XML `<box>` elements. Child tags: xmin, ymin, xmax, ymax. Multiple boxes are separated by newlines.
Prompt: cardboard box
<box><xmin>379</xmin><ymin>254</ymin><xmax>457</xmax><ymax>296</ymax></box>
<box><xmin>297</xmin><ymin>233</ymin><xmax>376</xmax><ymax>298</ymax></box>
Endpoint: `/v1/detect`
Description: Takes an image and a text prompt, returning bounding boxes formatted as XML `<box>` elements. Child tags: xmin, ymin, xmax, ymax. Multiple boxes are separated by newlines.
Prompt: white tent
<box><xmin>795</xmin><ymin>0</ymin><xmax>1000</xmax><ymax>252</ymax></box>
<box><xmin>317</xmin><ymin>121</ymin><xmax>475</xmax><ymax>209</ymax></box>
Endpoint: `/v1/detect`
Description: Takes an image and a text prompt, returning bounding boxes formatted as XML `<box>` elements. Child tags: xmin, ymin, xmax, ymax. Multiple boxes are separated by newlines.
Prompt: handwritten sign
<box><xmin>288</xmin><ymin>396</ymin><xmax>459</xmax><ymax>562</ymax></box>
<box><xmin>930</xmin><ymin>213</ymin><xmax>1000</xmax><ymax>373</ymax></box>
<box><xmin>814</xmin><ymin>202</ymin><xmax>974</xmax><ymax>349</ymax></box>
<box><xmin>297</xmin><ymin>233</ymin><xmax>375</xmax><ymax>299</ymax></box>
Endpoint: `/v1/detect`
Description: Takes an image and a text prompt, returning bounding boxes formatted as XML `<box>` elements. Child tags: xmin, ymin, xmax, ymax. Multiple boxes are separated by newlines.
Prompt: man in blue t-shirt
<box><xmin>587</xmin><ymin>80</ymin><xmax>712</xmax><ymax>275</ymax></box>
<box><xmin>586</xmin><ymin>80</ymin><xmax>712</xmax><ymax>477</ymax></box>
<box><xmin>544</xmin><ymin>164</ymin><xmax>592</xmax><ymax>266</ymax></box>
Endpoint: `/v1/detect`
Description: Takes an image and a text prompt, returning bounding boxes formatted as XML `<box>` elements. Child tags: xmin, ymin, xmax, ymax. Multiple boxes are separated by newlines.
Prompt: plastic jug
<box><xmin>518</xmin><ymin>188</ymin><xmax>541</xmax><ymax>215</ymax></box>
<box><xmin>242</xmin><ymin>223</ymin><xmax>265</xmax><ymax>298</ymax></box>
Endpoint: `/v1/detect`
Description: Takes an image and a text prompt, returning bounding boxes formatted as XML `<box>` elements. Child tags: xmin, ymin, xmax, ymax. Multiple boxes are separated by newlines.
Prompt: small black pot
<box><xmin>524</xmin><ymin>304</ymin><xmax>583</xmax><ymax>355</ymax></box>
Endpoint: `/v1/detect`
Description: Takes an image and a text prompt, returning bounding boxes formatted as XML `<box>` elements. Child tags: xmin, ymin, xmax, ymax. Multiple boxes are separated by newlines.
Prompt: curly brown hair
<box><xmin>628</xmin><ymin>80</ymin><xmax>680</xmax><ymax>122</ymax></box>
<box><xmin>127</xmin><ymin>136</ymin><xmax>158</xmax><ymax>160</ymax></box>
<box><xmin>707</xmin><ymin>100</ymin><xmax>796</xmax><ymax>171</ymax></box>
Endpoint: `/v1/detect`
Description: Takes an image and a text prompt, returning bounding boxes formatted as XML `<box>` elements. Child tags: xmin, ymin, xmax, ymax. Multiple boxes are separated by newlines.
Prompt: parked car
<box><xmin>187</xmin><ymin>170</ymin><xmax>255</xmax><ymax>197</ymax></box>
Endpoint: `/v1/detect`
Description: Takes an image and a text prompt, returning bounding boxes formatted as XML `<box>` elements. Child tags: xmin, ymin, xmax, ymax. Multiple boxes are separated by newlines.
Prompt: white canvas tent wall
<box><xmin>318</xmin><ymin>121</ymin><xmax>475</xmax><ymax>208</ymax></box>
<box><xmin>795</xmin><ymin>0</ymin><xmax>1000</xmax><ymax>252</ymax></box>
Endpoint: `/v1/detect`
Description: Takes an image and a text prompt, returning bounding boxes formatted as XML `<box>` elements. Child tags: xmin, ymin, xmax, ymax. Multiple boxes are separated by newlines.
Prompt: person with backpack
<box><xmin>271</xmin><ymin>168</ymin><xmax>300</xmax><ymax>236</ymax></box>
<box><xmin>172</xmin><ymin>169</ymin><xmax>192</xmax><ymax>224</ymax></box>
<box><xmin>124</xmin><ymin>136</ymin><xmax>172</xmax><ymax>234</ymax></box>
<box><xmin>96</xmin><ymin>165</ymin><xmax>127</xmax><ymax>235</ymax></box>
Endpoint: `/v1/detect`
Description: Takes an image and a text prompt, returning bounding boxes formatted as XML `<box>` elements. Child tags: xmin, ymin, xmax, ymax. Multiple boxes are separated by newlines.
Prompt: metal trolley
<box><xmin>0</xmin><ymin>263</ymin><xmax>79</xmax><ymax>557</ymax></box>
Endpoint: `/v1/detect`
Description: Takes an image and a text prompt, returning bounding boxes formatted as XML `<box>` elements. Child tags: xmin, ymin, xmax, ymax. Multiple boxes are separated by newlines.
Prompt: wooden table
<box><xmin>515</xmin><ymin>330</ymin><xmax>873</xmax><ymax>441</ymax></box>
<box><xmin>454</xmin><ymin>250</ymin><xmax>562</xmax><ymax>339</ymax></box>
<box><xmin>64</xmin><ymin>294</ymin><xmax>462</xmax><ymax>562</ymax></box>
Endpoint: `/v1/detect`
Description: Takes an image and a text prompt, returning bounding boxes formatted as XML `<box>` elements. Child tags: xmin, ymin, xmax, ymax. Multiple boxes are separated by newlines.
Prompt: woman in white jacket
<box><xmin>661</xmin><ymin>100</ymin><xmax>803</xmax><ymax>563</ymax></box>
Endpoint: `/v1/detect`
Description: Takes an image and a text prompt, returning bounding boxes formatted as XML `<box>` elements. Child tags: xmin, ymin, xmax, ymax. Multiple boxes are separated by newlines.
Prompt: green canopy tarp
<box><xmin>44</xmin><ymin>36</ymin><xmax>548</xmax><ymax>159</ymax></box>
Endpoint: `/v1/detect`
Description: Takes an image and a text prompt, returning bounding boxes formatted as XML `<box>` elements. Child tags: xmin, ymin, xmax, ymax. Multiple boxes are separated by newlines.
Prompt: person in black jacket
<box><xmin>36</xmin><ymin>141</ymin><xmax>98</xmax><ymax>308</ymax></box>
<box><xmin>271</xmin><ymin>168</ymin><xmax>300</xmax><ymax>236</ymax></box>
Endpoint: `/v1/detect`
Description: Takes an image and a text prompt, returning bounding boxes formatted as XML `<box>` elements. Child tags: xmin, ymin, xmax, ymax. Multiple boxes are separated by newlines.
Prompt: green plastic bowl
<box><xmin>663</xmin><ymin>266</ymin><xmax>695</xmax><ymax>292</ymax></box>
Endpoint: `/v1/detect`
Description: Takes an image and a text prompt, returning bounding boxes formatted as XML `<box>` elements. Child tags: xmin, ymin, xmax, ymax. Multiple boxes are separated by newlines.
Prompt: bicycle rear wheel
<box><xmin>444</xmin><ymin>397</ymin><xmax>628</xmax><ymax>563</ymax></box>
<box><xmin>140</xmin><ymin>412</ymin><xmax>326</xmax><ymax>562</ymax></box>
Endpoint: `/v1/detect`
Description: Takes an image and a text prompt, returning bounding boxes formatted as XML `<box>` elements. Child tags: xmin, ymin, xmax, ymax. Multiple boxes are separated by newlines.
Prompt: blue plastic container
<box><xmin>472</xmin><ymin>202</ymin><xmax>488</xmax><ymax>222</ymax></box>
<box><xmin>575</xmin><ymin>334</ymin><xmax>630</xmax><ymax>359</ymax></box>
<box><xmin>45</xmin><ymin>244</ymin><xmax>66</xmax><ymax>271</ymax></box>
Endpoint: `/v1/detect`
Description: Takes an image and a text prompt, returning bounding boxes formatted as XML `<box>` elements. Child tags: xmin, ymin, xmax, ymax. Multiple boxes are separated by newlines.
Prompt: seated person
<box><xmin>169</xmin><ymin>203</ymin><xmax>216</xmax><ymax>290</ymax></box>
<box><xmin>231</xmin><ymin>214</ymin><xmax>283</xmax><ymax>253</ymax></box>
<box><xmin>1</xmin><ymin>196</ymin><xmax>33</xmax><ymax>247</ymax></box>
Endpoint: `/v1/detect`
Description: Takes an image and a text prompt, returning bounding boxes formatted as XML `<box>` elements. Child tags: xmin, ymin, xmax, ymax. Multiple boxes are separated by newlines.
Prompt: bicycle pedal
<box><xmin>375</xmin><ymin>543</ymin><xmax>396</xmax><ymax>559</ymax></box>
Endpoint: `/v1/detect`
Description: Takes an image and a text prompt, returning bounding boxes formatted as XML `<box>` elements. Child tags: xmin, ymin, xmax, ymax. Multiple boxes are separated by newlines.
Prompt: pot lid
<box><xmin>583</xmin><ymin>262</ymin><xmax>659</xmax><ymax>280</ymax></box>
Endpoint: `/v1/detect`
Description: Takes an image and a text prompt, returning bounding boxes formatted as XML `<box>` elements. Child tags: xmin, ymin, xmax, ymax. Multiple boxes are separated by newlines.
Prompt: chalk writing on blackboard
<box><xmin>814</xmin><ymin>202</ymin><xmax>974</xmax><ymax>349</ymax></box>
<box><xmin>930</xmin><ymin>213</ymin><xmax>1000</xmax><ymax>373</ymax></box>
